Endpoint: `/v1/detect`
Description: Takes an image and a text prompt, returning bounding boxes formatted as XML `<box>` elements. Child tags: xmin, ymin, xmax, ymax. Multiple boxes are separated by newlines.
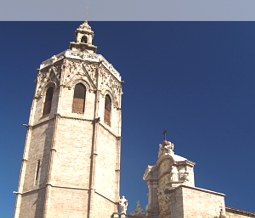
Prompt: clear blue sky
<box><xmin>1</xmin><ymin>22</ymin><xmax>255</xmax><ymax>217</ymax></box>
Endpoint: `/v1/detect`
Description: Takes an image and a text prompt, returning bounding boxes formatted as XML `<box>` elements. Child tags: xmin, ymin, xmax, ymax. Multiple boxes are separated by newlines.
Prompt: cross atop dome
<box><xmin>70</xmin><ymin>21</ymin><xmax>97</xmax><ymax>53</ymax></box>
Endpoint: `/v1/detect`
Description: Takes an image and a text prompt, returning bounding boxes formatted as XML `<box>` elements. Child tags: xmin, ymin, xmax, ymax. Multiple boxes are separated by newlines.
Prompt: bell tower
<box><xmin>14</xmin><ymin>21</ymin><xmax>123</xmax><ymax>218</ymax></box>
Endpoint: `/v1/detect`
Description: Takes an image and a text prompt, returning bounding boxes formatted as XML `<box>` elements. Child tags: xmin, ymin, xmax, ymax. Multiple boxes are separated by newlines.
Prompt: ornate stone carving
<box><xmin>130</xmin><ymin>201</ymin><xmax>145</xmax><ymax>217</ymax></box>
<box><xmin>84</xmin><ymin>63</ymin><xmax>97</xmax><ymax>83</ymax></box>
<box><xmin>66</xmin><ymin>50</ymin><xmax>99</xmax><ymax>62</ymax></box>
<box><xmin>99</xmin><ymin>66</ymin><xmax>122</xmax><ymax>108</ymax></box>
<box><xmin>119</xmin><ymin>196</ymin><xmax>128</xmax><ymax>215</ymax></box>
<box><xmin>64</xmin><ymin>50</ymin><xmax>121</xmax><ymax>81</ymax></box>
<box><xmin>158</xmin><ymin>140</ymin><xmax>174</xmax><ymax>157</ymax></box>
<box><xmin>158</xmin><ymin>186</ymin><xmax>172</xmax><ymax>218</ymax></box>
<box><xmin>63</xmin><ymin>60</ymin><xmax>98</xmax><ymax>90</ymax></box>
<box><xmin>170</xmin><ymin>166</ymin><xmax>178</xmax><ymax>182</ymax></box>
<box><xmin>179</xmin><ymin>170</ymin><xmax>189</xmax><ymax>182</ymax></box>
<box><xmin>39</xmin><ymin>52</ymin><xmax>65</xmax><ymax>70</ymax></box>
<box><xmin>99</xmin><ymin>56</ymin><xmax>121</xmax><ymax>80</ymax></box>
<box><xmin>36</xmin><ymin>64</ymin><xmax>61</xmax><ymax>98</ymax></box>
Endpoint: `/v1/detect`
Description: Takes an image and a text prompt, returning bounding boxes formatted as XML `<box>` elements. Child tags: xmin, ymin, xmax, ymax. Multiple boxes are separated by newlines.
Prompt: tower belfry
<box><xmin>14</xmin><ymin>22</ymin><xmax>123</xmax><ymax>218</ymax></box>
<box><xmin>70</xmin><ymin>21</ymin><xmax>97</xmax><ymax>53</ymax></box>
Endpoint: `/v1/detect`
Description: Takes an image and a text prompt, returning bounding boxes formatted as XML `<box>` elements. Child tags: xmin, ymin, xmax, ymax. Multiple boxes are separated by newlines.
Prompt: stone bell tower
<box><xmin>14</xmin><ymin>21</ymin><xmax>123</xmax><ymax>218</ymax></box>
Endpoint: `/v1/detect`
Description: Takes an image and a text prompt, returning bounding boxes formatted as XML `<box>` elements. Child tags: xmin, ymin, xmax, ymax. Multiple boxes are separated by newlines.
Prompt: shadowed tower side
<box><xmin>14</xmin><ymin>22</ymin><xmax>123</xmax><ymax>218</ymax></box>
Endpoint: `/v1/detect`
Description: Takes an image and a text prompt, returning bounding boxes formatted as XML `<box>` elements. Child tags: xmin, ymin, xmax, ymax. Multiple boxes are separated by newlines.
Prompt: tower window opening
<box><xmin>81</xmin><ymin>35</ymin><xmax>88</xmax><ymax>43</ymax></box>
<box><xmin>104</xmin><ymin>94</ymin><xmax>112</xmax><ymax>126</ymax></box>
<box><xmin>35</xmin><ymin>160</ymin><xmax>41</xmax><ymax>185</ymax></box>
<box><xmin>43</xmin><ymin>86</ymin><xmax>54</xmax><ymax>116</ymax></box>
<box><xmin>72</xmin><ymin>83</ymin><xmax>86</xmax><ymax>114</ymax></box>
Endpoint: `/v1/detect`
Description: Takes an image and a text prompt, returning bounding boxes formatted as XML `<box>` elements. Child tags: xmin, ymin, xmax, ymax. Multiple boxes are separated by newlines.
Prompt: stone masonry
<box><xmin>14</xmin><ymin>21</ymin><xmax>123</xmax><ymax>218</ymax></box>
<box><xmin>138</xmin><ymin>139</ymin><xmax>255</xmax><ymax>218</ymax></box>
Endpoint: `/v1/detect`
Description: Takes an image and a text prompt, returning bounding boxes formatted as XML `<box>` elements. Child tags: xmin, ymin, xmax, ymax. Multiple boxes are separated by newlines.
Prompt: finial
<box><xmin>163</xmin><ymin>129</ymin><xmax>168</xmax><ymax>141</ymax></box>
<box><xmin>158</xmin><ymin>130</ymin><xmax>175</xmax><ymax>157</ymax></box>
<box><xmin>130</xmin><ymin>201</ymin><xmax>145</xmax><ymax>216</ymax></box>
<box><xmin>77</xmin><ymin>20</ymin><xmax>93</xmax><ymax>33</ymax></box>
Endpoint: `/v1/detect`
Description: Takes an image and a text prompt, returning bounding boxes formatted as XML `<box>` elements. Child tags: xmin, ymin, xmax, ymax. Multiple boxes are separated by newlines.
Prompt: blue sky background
<box><xmin>0</xmin><ymin>22</ymin><xmax>255</xmax><ymax>217</ymax></box>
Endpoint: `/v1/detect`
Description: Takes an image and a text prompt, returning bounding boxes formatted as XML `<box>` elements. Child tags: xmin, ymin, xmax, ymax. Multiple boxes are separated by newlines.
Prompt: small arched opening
<box><xmin>81</xmin><ymin>35</ymin><xmax>88</xmax><ymax>43</ymax></box>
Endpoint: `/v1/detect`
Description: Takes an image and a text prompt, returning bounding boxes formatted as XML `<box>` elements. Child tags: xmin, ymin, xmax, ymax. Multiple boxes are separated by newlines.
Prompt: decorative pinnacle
<box><xmin>77</xmin><ymin>20</ymin><xmax>93</xmax><ymax>34</ymax></box>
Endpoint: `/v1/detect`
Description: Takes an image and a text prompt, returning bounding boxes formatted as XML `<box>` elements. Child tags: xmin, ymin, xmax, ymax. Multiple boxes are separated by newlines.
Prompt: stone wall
<box><xmin>226</xmin><ymin>207</ymin><xmax>255</xmax><ymax>218</ymax></box>
<box><xmin>44</xmin><ymin>187</ymin><xmax>88</xmax><ymax>218</ymax></box>
<box><xmin>19</xmin><ymin>189</ymin><xmax>46</xmax><ymax>218</ymax></box>
<box><xmin>51</xmin><ymin>118</ymin><xmax>92</xmax><ymax>188</ymax></box>
<box><xmin>15</xmin><ymin>56</ymin><xmax>122</xmax><ymax>218</ymax></box>
<box><xmin>157</xmin><ymin>185</ymin><xmax>224</xmax><ymax>218</ymax></box>
<box><xmin>181</xmin><ymin>186</ymin><xmax>225</xmax><ymax>218</ymax></box>
<box><xmin>14</xmin><ymin>22</ymin><xmax>123</xmax><ymax>218</ymax></box>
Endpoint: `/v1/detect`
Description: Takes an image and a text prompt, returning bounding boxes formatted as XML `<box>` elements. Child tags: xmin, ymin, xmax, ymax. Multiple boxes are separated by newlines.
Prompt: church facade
<box><xmin>14</xmin><ymin>22</ymin><xmax>254</xmax><ymax>218</ymax></box>
<box><xmin>130</xmin><ymin>139</ymin><xmax>255</xmax><ymax>218</ymax></box>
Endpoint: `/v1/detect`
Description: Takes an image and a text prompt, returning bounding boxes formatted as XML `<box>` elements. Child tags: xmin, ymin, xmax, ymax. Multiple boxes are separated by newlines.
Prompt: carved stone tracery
<box><xmin>99</xmin><ymin>66</ymin><xmax>122</xmax><ymax>108</ymax></box>
<box><xmin>36</xmin><ymin>64</ymin><xmax>62</xmax><ymax>98</ymax></box>
<box><xmin>62</xmin><ymin>59</ymin><xmax>98</xmax><ymax>90</ymax></box>
<box><xmin>36</xmin><ymin>56</ymin><xmax>123</xmax><ymax>110</ymax></box>
<box><xmin>67</xmin><ymin>50</ymin><xmax>99</xmax><ymax>61</ymax></box>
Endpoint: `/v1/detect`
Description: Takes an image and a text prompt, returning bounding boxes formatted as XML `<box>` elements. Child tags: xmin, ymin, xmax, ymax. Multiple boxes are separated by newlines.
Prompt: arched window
<box><xmin>104</xmin><ymin>94</ymin><xmax>112</xmax><ymax>126</ymax></box>
<box><xmin>72</xmin><ymin>83</ymin><xmax>86</xmax><ymax>113</ymax></box>
<box><xmin>43</xmin><ymin>86</ymin><xmax>54</xmax><ymax>116</ymax></box>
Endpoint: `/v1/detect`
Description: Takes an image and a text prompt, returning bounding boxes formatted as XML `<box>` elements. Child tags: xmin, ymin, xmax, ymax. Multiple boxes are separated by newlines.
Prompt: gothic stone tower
<box><xmin>14</xmin><ymin>22</ymin><xmax>122</xmax><ymax>218</ymax></box>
